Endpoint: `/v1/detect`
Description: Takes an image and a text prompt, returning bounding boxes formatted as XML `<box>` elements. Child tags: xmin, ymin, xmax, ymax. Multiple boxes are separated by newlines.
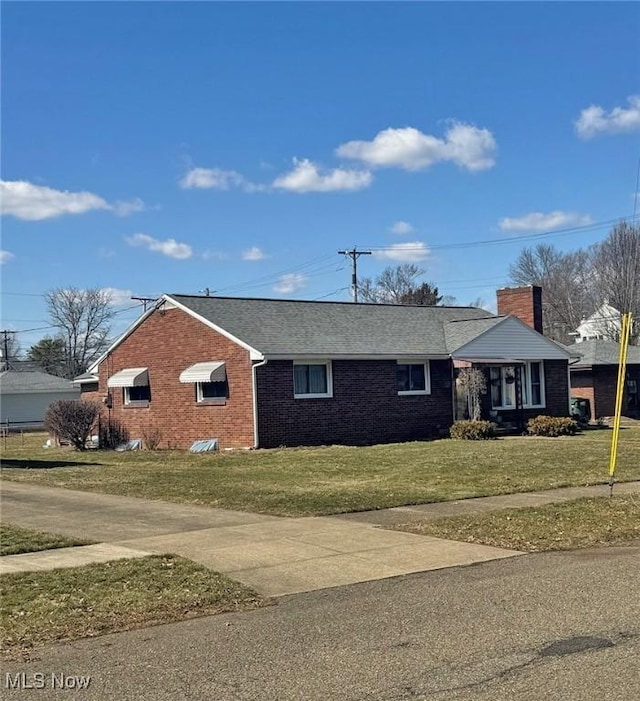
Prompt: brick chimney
<box><xmin>496</xmin><ymin>286</ymin><xmax>543</xmax><ymax>334</ymax></box>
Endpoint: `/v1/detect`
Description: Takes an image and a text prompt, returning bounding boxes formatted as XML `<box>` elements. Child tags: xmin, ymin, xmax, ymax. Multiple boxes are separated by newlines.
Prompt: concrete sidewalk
<box><xmin>335</xmin><ymin>480</ymin><xmax>640</xmax><ymax>527</ymax></box>
<box><xmin>0</xmin><ymin>543</ymin><xmax>151</xmax><ymax>575</ymax></box>
<box><xmin>115</xmin><ymin>517</ymin><xmax>520</xmax><ymax>597</ymax></box>
<box><xmin>3</xmin><ymin>480</ymin><xmax>637</xmax><ymax>597</ymax></box>
<box><xmin>1</xmin><ymin>481</ymin><xmax>522</xmax><ymax>596</ymax></box>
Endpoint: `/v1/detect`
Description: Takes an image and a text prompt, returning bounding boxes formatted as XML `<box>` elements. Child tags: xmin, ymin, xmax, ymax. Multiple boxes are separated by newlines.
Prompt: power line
<box><xmin>361</xmin><ymin>215</ymin><xmax>640</xmax><ymax>253</ymax></box>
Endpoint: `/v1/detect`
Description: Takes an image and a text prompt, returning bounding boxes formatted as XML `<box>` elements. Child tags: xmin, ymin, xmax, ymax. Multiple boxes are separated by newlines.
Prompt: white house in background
<box><xmin>574</xmin><ymin>302</ymin><xmax>621</xmax><ymax>343</ymax></box>
<box><xmin>0</xmin><ymin>369</ymin><xmax>80</xmax><ymax>429</ymax></box>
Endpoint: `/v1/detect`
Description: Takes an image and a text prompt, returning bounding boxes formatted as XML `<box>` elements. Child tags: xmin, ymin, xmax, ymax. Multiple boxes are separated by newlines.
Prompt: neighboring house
<box><xmin>567</xmin><ymin>339</ymin><xmax>640</xmax><ymax>419</ymax></box>
<box><xmin>80</xmin><ymin>286</ymin><xmax>572</xmax><ymax>449</ymax></box>
<box><xmin>574</xmin><ymin>302</ymin><xmax>621</xmax><ymax>342</ymax></box>
<box><xmin>0</xmin><ymin>369</ymin><xmax>80</xmax><ymax>429</ymax></box>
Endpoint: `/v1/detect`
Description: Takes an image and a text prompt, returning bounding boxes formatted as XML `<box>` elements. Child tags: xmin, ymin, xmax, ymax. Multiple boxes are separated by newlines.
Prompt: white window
<box><xmin>124</xmin><ymin>384</ymin><xmax>151</xmax><ymax>406</ymax></box>
<box><xmin>490</xmin><ymin>362</ymin><xmax>545</xmax><ymax>409</ymax></box>
<box><xmin>179</xmin><ymin>361</ymin><xmax>228</xmax><ymax>403</ymax></box>
<box><xmin>107</xmin><ymin>368</ymin><xmax>150</xmax><ymax>407</ymax></box>
<box><xmin>196</xmin><ymin>380</ymin><xmax>228</xmax><ymax>402</ymax></box>
<box><xmin>397</xmin><ymin>361</ymin><xmax>431</xmax><ymax>395</ymax></box>
<box><xmin>293</xmin><ymin>361</ymin><xmax>332</xmax><ymax>398</ymax></box>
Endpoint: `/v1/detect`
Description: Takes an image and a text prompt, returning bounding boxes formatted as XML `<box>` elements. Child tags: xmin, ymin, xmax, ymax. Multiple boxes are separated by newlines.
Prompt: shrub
<box><xmin>527</xmin><ymin>415</ymin><xmax>579</xmax><ymax>437</ymax></box>
<box><xmin>450</xmin><ymin>420</ymin><xmax>498</xmax><ymax>440</ymax></box>
<box><xmin>141</xmin><ymin>425</ymin><xmax>163</xmax><ymax>450</ymax></box>
<box><xmin>99</xmin><ymin>416</ymin><xmax>130</xmax><ymax>449</ymax></box>
<box><xmin>44</xmin><ymin>400</ymin><xmax>100</xmax><ymax>451</ymax></box>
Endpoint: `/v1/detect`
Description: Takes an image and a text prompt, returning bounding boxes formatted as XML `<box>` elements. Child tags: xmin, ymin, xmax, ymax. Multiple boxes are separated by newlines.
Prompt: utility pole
<box><xmin>338</xmin><ymin>248</ymin><xmax>371</xmax><ymax>303</ymax></box>
<box><xmin>1</xmin><ymin>330</ymin><xmax>15</xmax><ymax>370</ymax></box>
<box><xmin>131</xmin><ymin>296</ymin><xmax>158</xmax><ymax>312</ymax></box>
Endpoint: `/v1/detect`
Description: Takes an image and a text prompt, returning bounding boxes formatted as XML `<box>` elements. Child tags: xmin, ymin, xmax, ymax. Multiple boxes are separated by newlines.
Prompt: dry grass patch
<box><xmin>1</xmin><ymin>429</ymin><xmax>639</xmax><ymax>516</ymax></box>
<box><xmin>1</xmin><ymin>555</ymin><xmax>266</xmax><ymax>660</ymax></box>
<box><xmin>397</xmin><ymin>495</ymin><xmax>640</xmax><ymax>552</ymax></box>
<box><xmin>1</xmin><ymin>524</ymin><xmax>93</xmax><ymax>556</ymax></box>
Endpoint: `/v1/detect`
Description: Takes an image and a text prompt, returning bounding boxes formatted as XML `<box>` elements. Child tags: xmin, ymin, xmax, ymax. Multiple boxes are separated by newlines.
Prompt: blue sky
<box><xmin>2</xmin><ymin>1</ymin><xmax>640</xmax><ymax>349</ymax></box>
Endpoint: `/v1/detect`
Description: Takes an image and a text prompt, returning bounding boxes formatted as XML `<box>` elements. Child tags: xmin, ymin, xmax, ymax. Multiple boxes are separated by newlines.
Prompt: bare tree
<box><xmin>509</xmin><ymin>244</ymin><xmax>595</xmax><ymax>343</ymax></box>
<box><xmin>457</xmin><ymin>367</ymin><xmax>487</xmax><ymax>421</ymax></box>
<box><xmin>589</xmin><ymin>221</ymin><xmax>640</xmax><ymax>343</ymax></box>
<box><xmin>359</xmin><ymin>264</ymin><xmax>441</xmax><ymax>305</ymax></box>
<box><xmin>45</xmin><ymin>287</ymin><xmax>115</xmax><ymax>378</ymax></box>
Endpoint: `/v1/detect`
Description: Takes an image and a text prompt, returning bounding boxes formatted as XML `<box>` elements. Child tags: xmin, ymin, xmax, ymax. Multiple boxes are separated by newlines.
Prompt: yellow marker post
<box><xmin>608</xmin><ymin>312</ymin><xmax>633</xmax><ymax>495</ymax></box>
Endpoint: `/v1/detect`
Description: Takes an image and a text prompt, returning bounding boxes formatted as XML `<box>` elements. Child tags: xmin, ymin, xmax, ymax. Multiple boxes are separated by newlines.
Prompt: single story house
<box><xmin>567</xmin><ymin>339</ymin><xmax>640</xmax><ymax>419</ymax></box>
<box><xmin>80</xmin><ymin>286</ymin><xmax>572</xmax><ymax>449</ymax></box>
<box><xmin>0</xmin><ymin>368</ymin><xmax>80</xmax><ymax>429</ymax></box>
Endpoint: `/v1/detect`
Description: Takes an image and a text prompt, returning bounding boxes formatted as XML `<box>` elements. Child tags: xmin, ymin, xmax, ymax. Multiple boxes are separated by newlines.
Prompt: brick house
<box><xmin>566</xmin><ymin>339</ymin><xmax>640</xmax><ymax>419</ymax></box>
<box><xmin>80</xmin><ymin>287</ymin><xmax>572</xmax><ymax>449</ymax></box>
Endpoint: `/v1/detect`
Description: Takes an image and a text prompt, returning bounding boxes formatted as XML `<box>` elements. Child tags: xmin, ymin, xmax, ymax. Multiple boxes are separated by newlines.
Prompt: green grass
<box><xmin>1</xmin><ymin>524</ymin><xmax>93</xmax><ymax>556</ymax></box>
<box><xmin>397</xmin><ymin>495</ymin><xmax>640</xmax><ymax>552</ymax></box>
<box><xmin>1</xmin><ymin>554</ymin><xmax>266</xmax><ymax>660</ymax></box>
<box><xmin>1</xmin><ymin>428</ymin><xmax>639</xmax><ymax>516</ymax></box>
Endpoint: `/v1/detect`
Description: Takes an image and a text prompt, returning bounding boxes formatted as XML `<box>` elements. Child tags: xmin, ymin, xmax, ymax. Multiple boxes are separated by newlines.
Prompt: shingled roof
<box><xmin>168</xmin><ymin>294</ymin><xmax>495</xmax><ymax>357</ymax></box>
<box><xmin>566</xmin><ymin>339</ymin><xmax>640</xmax><ymax>368</ymax></box>
<box><xmin>0</xmin><ymin>370</ymin><xmax>78</xmax><ymax>394</ymax></box>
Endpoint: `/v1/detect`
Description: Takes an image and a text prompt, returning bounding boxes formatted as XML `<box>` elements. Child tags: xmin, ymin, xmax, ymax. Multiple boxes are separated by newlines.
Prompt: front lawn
<box><xmin>396</xmin><ymin>495</ymin><xmax>640</xmax><ymax>551</ymax></box>
<box><xmin>1</xmin><ymin>428</ymin><xmax>639</xmax><ymax>516</ymax></box>
<box><xmin>0</xmin><ymin>524</ymin><xmax>93</xmax><ymax>556</ymax></box>
<box><xmin>1</xmin><ymin>555</ymin><xmax>265</xmax><ymax>660</ymax></box>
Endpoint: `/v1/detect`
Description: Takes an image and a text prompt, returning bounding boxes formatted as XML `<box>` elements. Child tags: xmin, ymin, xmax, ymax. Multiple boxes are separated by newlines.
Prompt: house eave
<box><xmin>263</xmin><ymin>353</ymin><xmax>450</xmax><ymax>361</ymax></box>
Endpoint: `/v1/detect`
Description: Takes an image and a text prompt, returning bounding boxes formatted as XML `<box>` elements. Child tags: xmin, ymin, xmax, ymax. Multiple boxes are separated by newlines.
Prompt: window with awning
<box><xmin>180</xmin><ymin>362</ymin><xmax>228</xmax><ymax>402</ymax></box>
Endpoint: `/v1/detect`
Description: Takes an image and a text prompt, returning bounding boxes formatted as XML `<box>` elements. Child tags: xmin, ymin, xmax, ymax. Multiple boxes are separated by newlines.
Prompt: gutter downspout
<box><xmin>251</xmin><ymin>358</ymin><xmax>268</xmax><ymax>449</ymax></box>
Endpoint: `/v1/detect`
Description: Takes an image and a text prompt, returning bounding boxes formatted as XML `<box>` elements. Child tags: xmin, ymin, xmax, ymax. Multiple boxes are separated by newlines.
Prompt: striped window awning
<box><xmin>107</xmin><ymin>368</ymin><xmax>149</xmax><ymax>388</ymax></box>
<box><xmin>179</xmin><ymin>361</ymin><xmax>226</xmax><ymax>383</ymax></box>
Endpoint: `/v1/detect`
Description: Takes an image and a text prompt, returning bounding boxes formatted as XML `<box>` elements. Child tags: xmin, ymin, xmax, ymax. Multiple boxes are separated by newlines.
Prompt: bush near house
<box><xmin>527</xmin><ymin>415</ymin><xmax>579</xmax><ymax>437</ymax></box>
<box><xmin>44</xmin><ymin>400</ymin><xmax>100</xmax><ymax>451</ymax></box>
<box><xmin>450</xmin><ymin>420</ymin><xmax>498</xmax><ymax>440</ymax></box>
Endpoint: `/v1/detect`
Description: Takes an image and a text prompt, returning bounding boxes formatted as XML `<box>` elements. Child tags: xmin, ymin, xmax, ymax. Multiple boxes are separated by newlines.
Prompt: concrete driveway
<box><xmin>1</xmin><ymin>481</ymin><xmax>521</xmax><ymax>596</ymax></box>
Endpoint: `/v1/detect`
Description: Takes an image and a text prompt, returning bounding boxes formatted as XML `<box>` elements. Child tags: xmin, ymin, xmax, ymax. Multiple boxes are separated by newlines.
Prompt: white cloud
<box><xmin>337</xmin><ymin>122</ymin><xmax>497</xmax><ymax>172</ymax></box>
<box><xmin>125</xmin><ymin>233</ymin><xmax>192</xmax><ymax>260</ymax></box>
<box><xmin>575</xmin><ymin>95</ymin><xmax>640</xmax><ymax>139</ymax></box>
<box><xmin>390</xmin><ymin>220</ymin><xmax>414</xmax><ymax>235</ymax></box>
<box><xmin>273</xmin><ymin>273</ymin><xmax>307</xmax><ymax>294</ymax></box>
<box><xmin>242</xmin><ymin>246</ymin><xmax>267</xmax><ymax>261</ymax></box>
<box><xmin>1</xmin><ymin>180</ymin><xmax>110</xmax><ymax>220</ymax></box>
<box><xmin>112</xmin><ymin>197</ymin><xmax>146</xmax><ymax>216</ymax></box>
<box><xmin>499</xmin><ymin>211</ymin><xmax>593</xmax><ymax>233</ymax></box>
<box><xmin>179</xmin><ymin>167</ymin><xmax>245</xmax><ymax>190</ymax></box>
<box><xmin>0</xmin><ymin>180</ymin><xmax>145</xmax><ymax>221</ymax></box>
<box><xmin>373</xmin><ymin>241</ymin><xmax>430</xmax><ymax>262</ymax></box>
<box><xmin>0</xmin><ymin>249</ymin><xmax>14</xmax><ymax>264</ymax></box>
<box><xmin>101</xmin><ymin>287</ymin><xmax>134</xmax><ymax>306</ymax></box>
<box><xmin>272</xmin><ymin>158</ymin><xmax>372</xmax><ymax>193</ymax></box>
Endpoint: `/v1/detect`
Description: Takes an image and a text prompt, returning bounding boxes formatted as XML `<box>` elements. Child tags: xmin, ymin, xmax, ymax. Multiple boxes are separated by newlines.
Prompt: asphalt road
<box><xmin>3</xmin><ymin>544</ymin><xmax>639</xmax><ymax>701</ymax></box>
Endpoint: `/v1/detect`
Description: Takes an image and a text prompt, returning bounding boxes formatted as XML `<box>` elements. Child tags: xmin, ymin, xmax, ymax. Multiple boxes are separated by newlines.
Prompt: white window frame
<box><xmin>397</xmin><ymin>360</ymin><xmax>431</xmax><ymax>396</ymax></box>
<box><xmin>293</xmin><ymin>360</ymin><xmax>333</xmax><ymax>399</ymax></box>
<box><xmin>490</xmin><ymin>361</ymin><xmax>545</xmax><ymax>410</ymax></box>
<box><xmin>123</xmin><ymin>385</ymin><xmax>150</xmax><ymax>406</ymax></box>
<box><xmin>196</xmin><ymin>380</ymin><xmax>227</xmax><ymax>403</ymax></box>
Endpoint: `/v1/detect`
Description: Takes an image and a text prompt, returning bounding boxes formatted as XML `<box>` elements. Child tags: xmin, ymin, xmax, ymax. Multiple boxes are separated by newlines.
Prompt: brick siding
<box><xmin>571</xmin><ymin>364</ymin><xmax>640</xmax><ymax>418</ymax></box>
<box><xmin>97</xmin><ymin>308</ymin><xmax>255</xmax><ymax>449</ymax></box>
<box><xmin>255</xmin><ymin>359</ymin><xmax>454</xmax><ymax>447</ymax></box>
